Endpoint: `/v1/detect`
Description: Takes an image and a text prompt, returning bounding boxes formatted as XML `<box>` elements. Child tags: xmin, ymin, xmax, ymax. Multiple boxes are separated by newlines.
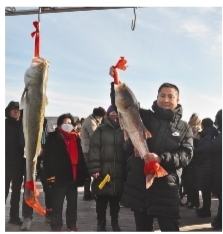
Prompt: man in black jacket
<box><xmin>109</xmin><ymin>68</ymin><xmax>193</xmax><ymax>231</ymax></box>
<box><xmin>5</xmin><ymin>101</ymin><xmax>25</xmax><ymax>226</ymax></box>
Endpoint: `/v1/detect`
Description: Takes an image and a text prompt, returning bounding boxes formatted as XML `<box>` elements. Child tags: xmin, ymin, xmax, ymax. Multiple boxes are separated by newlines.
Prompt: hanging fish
<box><xmin>20</xmin><ymin>57</ymin><xmax>50</xmax><ymax>215</ymax></box>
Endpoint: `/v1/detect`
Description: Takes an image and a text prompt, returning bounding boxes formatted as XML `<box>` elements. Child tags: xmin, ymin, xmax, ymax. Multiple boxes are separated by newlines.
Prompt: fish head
<box><xmin>114</xmin><ymin>83</ymin><xmax>138</xmax><ymax>111</ymax></box>
<box><xmin>24</xmin><ymin>57</ymin><xmax>50</xmax><ymax>88</ymax></box>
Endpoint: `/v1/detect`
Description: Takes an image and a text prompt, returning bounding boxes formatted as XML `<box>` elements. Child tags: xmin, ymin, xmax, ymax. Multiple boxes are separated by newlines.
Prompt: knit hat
<box><xmin>5</xmin><ymin>101</ymin><xmax>20</xmax><ymax>117</ymax></box>
<box><xmin>106</xmin><ymin>105</ymin><xmax>117</xmax><ymax>116</ymax></box>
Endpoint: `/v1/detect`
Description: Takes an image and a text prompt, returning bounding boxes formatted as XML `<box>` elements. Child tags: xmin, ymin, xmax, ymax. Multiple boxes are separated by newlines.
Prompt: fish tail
<box><xmin>144</xmin><ymin>160</ymin><xmax>168</xmax><ymax>177</ymax></box>
<box><xmin>25</xmin><ymin>181</ymin><xmax>46</xmax><ymax>216</ymax></box>
<box><xmin>144</xmin><ymin>162</ymin><xmax>168</xmax><ymax>188</ymax></box>
<box><xmin>146</xmin><ymin>174</ymin><xmax>155</xmax><ymax>189</ymax></box>
<box><xmin>155</xmin><ymin>165</ymin><xmax>168</xmax><ymax>177</ymax></box>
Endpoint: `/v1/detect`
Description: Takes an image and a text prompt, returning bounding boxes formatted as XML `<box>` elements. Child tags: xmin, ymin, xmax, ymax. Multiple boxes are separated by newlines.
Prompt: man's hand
<box><xmin>109</xmin><ymin>66</ymin><xmax>120</xmax><ymax>82</ymax></box>
<box><xmin>144</xmin><ymin>153</ymin><xmax>161</xmax><ymax>164</ymax></box>
<box><xmin>92</xmin><ymin>172</ymin><xmax>100</xmax><ymax>179</ymax></box>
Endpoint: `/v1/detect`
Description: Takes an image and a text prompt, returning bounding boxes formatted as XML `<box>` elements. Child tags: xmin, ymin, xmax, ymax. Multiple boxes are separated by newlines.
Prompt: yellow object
<box><xmin>98</xmin><ymin>174</ymin><xmax>110</xmax><ymax>190</ymax></box>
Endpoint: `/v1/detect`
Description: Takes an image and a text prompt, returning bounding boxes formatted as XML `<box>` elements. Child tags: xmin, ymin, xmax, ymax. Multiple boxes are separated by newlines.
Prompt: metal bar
<box><xmin>5</xmin><ymin>7</ymin><xmax>134</xmax><ymax>16</ymax></box>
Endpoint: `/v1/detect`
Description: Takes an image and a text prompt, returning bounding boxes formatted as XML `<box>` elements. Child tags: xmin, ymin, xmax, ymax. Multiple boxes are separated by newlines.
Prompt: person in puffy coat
<box><xmin>194</xmin><ymin>118</ymin><xmax>218</xmax><ymax>218</ymax></box>
<box><xmin>109</xmin><ymin>67</ymin><xmax>193</xmax><ymax>231</ymax></box>
<box><xmin>88</xmin><ymin>105</ymin><xmax>126</xmax><ymax>232</ymax></box>
<box><xmin>181</xmin><ymin>113</ymin><xmax>202</xmax><ymax>209</ymax></box>
<box><xmin>5</xmin><ymin>101</ymin><xmax>25</xmax><ymax>226</ymax></box>
<box><xmin>194</xmin><ymin>109</ymin><xmax>222</xmax><ymax>229</ymax></box>
<box><xmin>80</xmin><ymin>107</ymin><xmax>106</xmax><ymax>201</ymax></box>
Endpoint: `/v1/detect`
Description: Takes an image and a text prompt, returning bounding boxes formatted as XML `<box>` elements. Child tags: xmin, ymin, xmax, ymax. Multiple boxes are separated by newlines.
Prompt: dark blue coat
<box><xmin>195</xmin><ymin>131</ymin><xmax>222</xmax><ymax>195</ymax></box>
<box><xmin>5</xmin><ymin>117</ymin><xmax>25</xmax><ymax>177</ymax></box>
<box><xmin>193</xmin><ymin>126</ymin><xmax>218</xmax><ymax>191</ymax></box>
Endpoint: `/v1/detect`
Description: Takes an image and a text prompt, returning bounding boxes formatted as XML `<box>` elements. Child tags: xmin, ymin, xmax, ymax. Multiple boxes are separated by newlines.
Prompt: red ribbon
<box><xmin>112</xmin><ymin>57</ymin><xmax>128</xmax><ymax>84</ymax></box>
<box><xmin>25</xmin><ymin>180</ymin><xmax>35</xmax><ymax>191</ymax></box>
<box><xmin>31</xmin><ymin>21</ymin><xmax>40</xmax><ymax>57</ymax></box>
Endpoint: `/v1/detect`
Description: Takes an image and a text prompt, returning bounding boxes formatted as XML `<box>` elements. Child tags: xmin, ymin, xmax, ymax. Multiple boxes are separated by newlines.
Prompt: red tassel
<box><xmin>112</xmin><ymin>57</ymin><xmax>128</xmax><ymax>84</ymax></box>
<box><xmin>31</xmin><ymin>21</ymin><xmax>40</xmax><ymax>57</ymax></box>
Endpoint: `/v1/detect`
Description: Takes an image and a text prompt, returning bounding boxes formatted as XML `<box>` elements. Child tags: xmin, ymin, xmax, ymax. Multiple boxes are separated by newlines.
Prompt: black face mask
<box><xmin>108</xmin><ymin>115</ymin><xmax>119</xmax><ymax>125</ymax></box>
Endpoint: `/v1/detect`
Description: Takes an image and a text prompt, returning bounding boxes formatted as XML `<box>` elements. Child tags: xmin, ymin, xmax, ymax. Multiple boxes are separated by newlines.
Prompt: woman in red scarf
<box><xmin>43</xmin><ymin>113</ymin><xmax>88</xmax><ymax>231</ymax></box>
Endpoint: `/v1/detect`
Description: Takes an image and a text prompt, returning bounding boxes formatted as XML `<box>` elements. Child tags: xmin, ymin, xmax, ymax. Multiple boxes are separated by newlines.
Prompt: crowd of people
<box><xmin>5</xmin><ymin>68</ymin><xmax>222</xmax><ymax>231</ymax></box>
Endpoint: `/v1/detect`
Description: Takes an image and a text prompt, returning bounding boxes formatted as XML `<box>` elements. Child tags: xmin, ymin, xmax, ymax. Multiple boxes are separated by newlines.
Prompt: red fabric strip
<box><xmin>58</xmin><ymin>128</ymin><xmax>79</xmax><ymax>180</ymax></box>
<box><xmin>25</xmin><ymin>180</ymin><xmax>35</xmax><ymax>191</ymax></box>
<box><xmin>31</xmin><ymin>21</ymin><xmax>40</xmax><ymax>57</ymax></box>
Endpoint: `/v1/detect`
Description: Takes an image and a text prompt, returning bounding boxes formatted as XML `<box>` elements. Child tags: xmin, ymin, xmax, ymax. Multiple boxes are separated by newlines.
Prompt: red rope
<box><xmin>31</xmin><ymin>21</ymin><xmax>40</xmax><ymax>57</ymax></box>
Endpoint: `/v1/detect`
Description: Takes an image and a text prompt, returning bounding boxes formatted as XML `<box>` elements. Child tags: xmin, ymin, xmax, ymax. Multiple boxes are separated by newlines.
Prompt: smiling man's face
<box><xmin>157</xmin><ymin>87</ymin><xmax>179</xmax><ymax>110</ymax></box>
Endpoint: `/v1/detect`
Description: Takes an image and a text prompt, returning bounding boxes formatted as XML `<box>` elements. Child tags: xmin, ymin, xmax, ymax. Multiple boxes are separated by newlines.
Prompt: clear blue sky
<box><xmin>4</xmin><ymin>3</ymin><xmax>222</xmax><ymax>123</ymax></box>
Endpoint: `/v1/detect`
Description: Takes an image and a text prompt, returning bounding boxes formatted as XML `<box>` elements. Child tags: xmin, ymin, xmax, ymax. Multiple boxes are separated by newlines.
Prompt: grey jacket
<box><xmin>80</xmin><ymin>114</ymin><xmax>101</xmax><ymax>153</ymax></box>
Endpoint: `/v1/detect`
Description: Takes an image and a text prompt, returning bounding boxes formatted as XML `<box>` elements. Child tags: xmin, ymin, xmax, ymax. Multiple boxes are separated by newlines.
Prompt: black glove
<box><xmin>110</xmin><ymin>82</ymin><xmax>118</xmax><ymax>113</ymax></box>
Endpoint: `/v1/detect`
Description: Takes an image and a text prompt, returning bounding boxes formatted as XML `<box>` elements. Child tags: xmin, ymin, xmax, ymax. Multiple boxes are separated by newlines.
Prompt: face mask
<box><xmin>108</xmin><ymin>115</ymin><xmax>119</xmax><ymax>124</ymax></box>
<box><xmin>61</xmin><ymin>123</ymin><xmax>74</xmax><ymax>133</ymax></box>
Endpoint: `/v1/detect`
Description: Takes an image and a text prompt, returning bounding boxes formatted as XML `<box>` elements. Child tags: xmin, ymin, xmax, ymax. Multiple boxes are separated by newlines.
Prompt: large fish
<box><xmin>110</xmin><ymin>57</ymin><xmax>168</xmax><ymax>188</ymax></box>
<box><xmin>20</xmin><ymin>57</ymin><xmax>49</xmax><ymax>215</ymax></box>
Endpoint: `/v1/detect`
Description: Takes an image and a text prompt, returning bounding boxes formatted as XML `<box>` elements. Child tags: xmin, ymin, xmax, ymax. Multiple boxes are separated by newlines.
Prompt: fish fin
<box><xmin>33</xmin><ymin>151</ymin><xmax>40</xmax><ymax>162</ymax></box>
<box><xmin>142</xmin><ymin>125</ymin><xmax>152</xmax><ymax>139</ymax></box>
<box><xmin>25</xmin><ymin>181</ymin><xmax>46</xmax><ymax>216</ymax></box>
<box><xmin>155</xmin><ymin>166</ymin><xmax>168</xmax><ymax>177</ymax></box>
<box><xmin>20</xmin><ymin>88</ymin><xmax>27</xmax><ymax>110</ymax></box>
<box><xmin>146</xmin><ymin>174</ymin><xmax>155</xmax><ymax>189</ymax></box>
<box><xmin>118</xmin><ymin>112</ymin><xmax>124</xmax><ymax>129</ymax></box>
<box><xmin>123</xmin><ymin>130</ymin><xmax>129</xmax><ymax>141</ymax></box>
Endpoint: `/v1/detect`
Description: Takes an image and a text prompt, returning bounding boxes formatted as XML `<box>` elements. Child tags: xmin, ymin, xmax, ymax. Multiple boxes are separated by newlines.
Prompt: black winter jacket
<box><xmin>5</xmin><ymin>117</ymin><xmax>25</xmax><ymax>177</ymax></box>
<box><xmin>43</xmin><ymin>130</ymin><xmax>88</xmax><ymax>186</ymax></box>
<box><xmin>193</xmin><ymin>126</ymin><xmax>218</xmax><ymax>191</ymax></box>
<box><xmin>120</xmin><ymin>101</ymin><xmax>193</xmax><ymax>219</ymax></box>
<box><xmin>88</xmin><ymin>118</ymin><xmax>126</xmax><ymax>196</ymax></box>
<box><xmin>195</xmin><ymin>131</ymin><xmax>222</xmax><ymax>195</ymax></box>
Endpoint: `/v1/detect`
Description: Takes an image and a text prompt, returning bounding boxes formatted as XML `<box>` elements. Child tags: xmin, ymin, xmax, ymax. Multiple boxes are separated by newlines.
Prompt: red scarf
<box><xmin>58</xmin><ymin>128</ymin><xmax>79</xmax><ymax>181</ymax></box>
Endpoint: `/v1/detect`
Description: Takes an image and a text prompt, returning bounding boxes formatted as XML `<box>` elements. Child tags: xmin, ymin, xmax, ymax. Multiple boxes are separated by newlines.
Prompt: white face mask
<box><xmin>61</xmin><ymin>123</ymin><xmax>74</xmax><ymax>133</ymax></box>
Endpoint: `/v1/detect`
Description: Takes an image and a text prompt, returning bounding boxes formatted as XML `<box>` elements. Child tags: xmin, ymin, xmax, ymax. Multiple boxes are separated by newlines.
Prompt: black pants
<box><xmin>95</xmin><ymin>195</ymin><xmax>121</xmax><ymax>222</ymax></box>
<box><xmin>133</xmin><ymin>209</ymin><xmax>179</xmax><ymax>231</ymax></box>
<box><xmin>50</xmin><ymin>182</ymin><xmax>77</xmax><ymax>230</ymax></box>
<box><xmin>201</xmin><ymin>190</ymin><xmax>211</xmax><ymax>211</ymax></box>
<box><xmin>39</xmin><ymin>162</ymin><xmax>52</xmax><ymax>210</ymax></box>
<box><xmin>83</xmin><ymin>153</ymin><xmax>92</xmax><ymax>197</ymax></box>
<box><xmin>187</xmin><ymin>187</ymin><xmax>200</xmax><ymax>206</ymax></box>
<box><xmin>5</xmin><ymin>170</ymin><xmax>24</xmax><ymax>218</ymax></box>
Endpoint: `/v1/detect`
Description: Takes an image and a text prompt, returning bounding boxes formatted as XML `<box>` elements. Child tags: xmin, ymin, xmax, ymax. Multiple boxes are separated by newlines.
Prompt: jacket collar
<box><xmin>151</xmin><ymin>100</ymin><xmax>182</xmax><ymax>122</ymax></box>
